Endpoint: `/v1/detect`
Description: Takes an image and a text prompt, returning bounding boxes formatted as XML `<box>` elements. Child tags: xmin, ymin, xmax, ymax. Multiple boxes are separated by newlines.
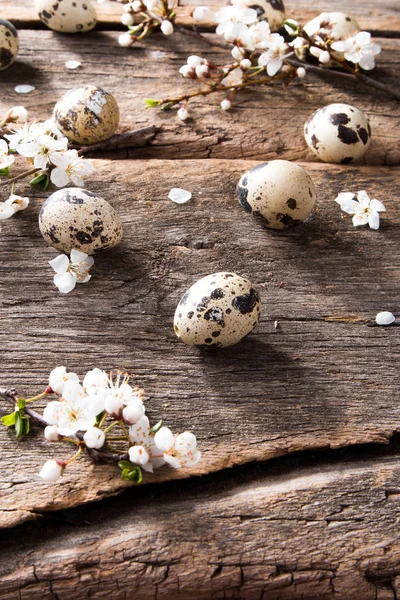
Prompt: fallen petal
<box><xmin>375</xmin><ymin>311</ymin><xmax>395</xmax><ymax>326</ymax></box>
<box><xmin>14</xmin><ymin>85</ymin><xmax>36</xmax><ymax>94</ymax></box>
<box><xmin>65</xmin><ymin>60</ymin><xmax>81</xmax><ymax>70</ymax></box>
<box><xmin>168</xmin><ymin>188</ymin><xmax>192</xmax><ymax>204</ymax></box>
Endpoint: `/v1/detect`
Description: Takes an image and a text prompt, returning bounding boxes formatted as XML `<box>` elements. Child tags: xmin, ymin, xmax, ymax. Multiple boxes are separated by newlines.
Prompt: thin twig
<box><xmin>0</xmin><ymin>167</ymin><xmax>38</xmax><ymax>187</ymax></box>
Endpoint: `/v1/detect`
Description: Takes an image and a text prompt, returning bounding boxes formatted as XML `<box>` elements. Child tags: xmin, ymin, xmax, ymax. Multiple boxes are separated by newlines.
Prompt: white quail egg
<box><xmin>237</xmin><ymin>160</ymin><xmax>316</xmax><ymax>229</ymax></box>
<box><xmin>0</xmin><ymin>19</ymin><xmax>19</xmax><ymax>71</ymax></box>
<box><xmin>304</xmin><ymin>103</ymin><xmax>371</xmax><ymax>164</ymax></box>
<box><xmin>230</xmin><ymin>0</ymin><xmax>285</xmax><ymax>31</ymax></box>
<box><xmin>303</xmin><ymin>12</ymin><xmax>360</xmax><ymax>42</ymax></box>
<box><xmin>39</xmin><ymin>188</ymin><xmax>123</xmax><ymax>255</ymax></box>
<box><xmin>35</xmin><ymin>0</ymin><xmax>97</xmax><ymax>33</ymax></box>
<box><xmin>174</xmin><ymin>272</ymin><xmax>261</xmax><ymax>348</ymax></box>
<box><xmin>53</xmin><ymin>85</ymin><xmax>120</xmax><ymax>145</ymax></box>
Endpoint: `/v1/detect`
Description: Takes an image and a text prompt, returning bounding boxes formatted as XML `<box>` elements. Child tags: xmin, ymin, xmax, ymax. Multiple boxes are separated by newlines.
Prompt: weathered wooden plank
<box><xmin>0</xmin><ymin>159</ymin><xmax>399</xmax><ymax>528</ymax></box>
<box><xmin>1</xmin><ymin>450</ymin><xmax>400</xmax><ymax>599</ymax></box>
<box><xmin>0</xmin><ymin>31</ymin><xmax>399</xmax><ymax>164</ymax></box>
<box><xmin>3</xmin><ymin>0</ymin><xmax>400</xmax><ymax>33</ymax></box>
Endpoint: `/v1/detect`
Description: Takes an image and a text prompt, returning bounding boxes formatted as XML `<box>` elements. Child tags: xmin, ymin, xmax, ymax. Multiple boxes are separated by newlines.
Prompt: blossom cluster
<box><xmin>1</xmin><ymin>366</ymin><xmax>201</xmax><ymax>483</ymax></box>
<box><xmin>118</xmin><ymin>0</ymin><xmax>178</xmax><ymax>47</ymax></box>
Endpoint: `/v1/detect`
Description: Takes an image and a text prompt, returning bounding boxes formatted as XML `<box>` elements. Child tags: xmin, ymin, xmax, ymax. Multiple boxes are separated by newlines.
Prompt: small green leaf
<box><xmin>1</xmin><ymin>412</ymin><xmax>17</xmax><ymax>427</ymax></box>
<box><xmin>95</xmin><ymin>410</ymin><xmax>106</xmax><ymax>426</ymax></box>
<box><xmin>17</xmin><ymin>399</ymin><xmax>26</xmax><ymax>410</ymax></box>
<box><xmin>0</xmin><ymin>167</ymin><xmax>10</xmax><ymax>176</ymax></box>
<box><xmin>160</xmin><ymin>103</ymin><xmax>172</xmax><ymax>112</ymax></box>
<box><xmin>118</xmin><ymin>460</ymin><xmax>134</xmax><ymax>471</ymax></box>
<box><xmin>124</xmin><ymin>467</ymin><xmax>143</xmax><ymax>484</ymax></box>
<box><xmin>29</xmin><ymin>172</ymin><xmax>46</xmax><ymax>186</ymax></box>
<box><xmin>145</xmin><ymin>98</ymin><xmax>161</xmax><ymax>108</ymax></box>
<box><xmin>15</xmin><ymin>413</ymin><xmax>24</xmax><ymax>439</ymax></box>
<box><xmin>150</xmin><ymin>420</ymin><xmax>163</xmax><ymax>434</ymax></box>
<box><xmin>23</xmin><ymin>416</ymin><xmax>30</xmax><ymax>436</ymax></box>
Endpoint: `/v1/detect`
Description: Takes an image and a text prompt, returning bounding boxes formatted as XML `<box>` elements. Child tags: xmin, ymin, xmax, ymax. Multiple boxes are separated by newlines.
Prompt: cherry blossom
<box><xmin>50</xmin><ymin>149</ymin><xmax>94</xmax><ymax>187</ymax></box>
<box><xmin>39</xmin><ymin>460</ymin><xmax>64</xmax><ymax>482</ymax></box>
<box><xmin>213</xmin><ymin>6</ymin><xmax>258</xmax><ymax>41</ymax></box>
<box><xmin>49</xmin><ymin>365</ymin><xmax>79</xmax><ymax>394</ymax></box>
<box><xmin>335</xmin><ymin>190</ymin><xmax>386</xmax><ymax>230</ymax></box>
<box><xmin>331</xmin><ymin>32</ymin><xmax>381</xmax><ymax>71</ymax></box>
<box><xmin>84</xmin><ymin>427</ymin><xmax>106</xmax><ymax>449</ymax></box>
<box><xmin>49</xmin><ymin>249</ymin><xmax>94</xmax><ymax>294</ymax></box>
<box><xmin>0</xmin><ymin>195</ymin><xmax>29</xmax><ymax>221</ymax></box>
<box><xmin>129</xmin><ymin>415</ymin><xmax>166</xmax><ymax>472</ymax></box>
<box><xmin>258</xmin><ymin>34</ymin><xmax>292</xmax><ymax>76</ymax></box>
<box><xmin>17</xmin><ymin>133</ymin><xmax>68</xmax><ymax>170</ymax></box>
<box><xmin>0</xmin><ymin>139</ymin><xmax>15</xmax><ymax>170</ymax></box>
<box><xmin>154</xmin><ymin>427</ymin><xmax>201</xmax><ymax>468</ymax></box>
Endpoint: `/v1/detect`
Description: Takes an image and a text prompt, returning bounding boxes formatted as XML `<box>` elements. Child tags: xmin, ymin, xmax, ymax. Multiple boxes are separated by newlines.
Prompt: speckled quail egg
<box><xmin>303</xmin><ymin>12</ymin><xmax>360</xmax><ymax>42</ymax></box>
<box><xmin>39</xmin><ymin>188</ymin><xmax>123</xmax><ymax>255</ymax></box>
<box><xmin>174</xmin><ymin>272</ymin><xmax>261</xmax><ymax>348</ymax></box>
<box><xmin>237</xmin><ymin>160</ymin><xmax>316</xmax><ymax>229</ymax></box>
<box><xmin>34</xmin><ymin>0</ymin><xmax>97</xmax><ymax>33</ymax></box>
<box><xmin>53</xmin><ymin>85</ymin><xmax>120</xmax><ymax>145</ymax></box>
<box><xmin>0</xmin><ymin>19</ymin><xmax>19</xmax><ymax>71</ymax></box>
<box><xmin>304</xmin><ymin>103</ymin><xmax>371</xmax><ymax>164</ymax></box>
<box><xmin>230</xmin><ymin>0</ymin><xmax>285</xmax><ymax>31</ymax></box>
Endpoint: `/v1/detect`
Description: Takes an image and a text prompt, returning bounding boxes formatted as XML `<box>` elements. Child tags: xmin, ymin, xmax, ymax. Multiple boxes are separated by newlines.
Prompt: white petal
<box><xmin>70</xmin><ymin>249</ymin><xmax>89</xmax><ymax>263</ymax></box>
<box><xmin>359</xmin><ymin>55</ymin><xmax>376</xmax><ymax>70</ymax></box>
<box><xmin>154</xmin><ymin>426</ymin><xmax>175</xmax><ymax>451</ymax></box>
<box><xmin>14</xmin><ymin>85</ymin><xmax>35</xmax><ymax>94</ymax></box>
<box><xmin>368</xmin><ymin>211</ymin><xmax>380</xmax><ymax>230</ymax></box>
<box><xmin>266</xmin><ymin>59</ymin><xmax>282</xmax><ymax>76</ymax></box>
<box><xmin>43</xmin><ymin>401</ymin><xmax>63</xmax><ymax>425</ymax></box>
<box><xmin>357</xmin><ymin>191</ymin><xmax>370</xmax><ymax>208</ymax></box>
<box><xmin>50</xmin><ymin>167</ymin><xmax>70</xmax><ymax>188</ymax></box>
<box><xmin>175</xmin><ymin>431</ymin><xmax>197</xmax><ymax>451</ymax></box>
<box><xmin>62</xmin><ymin>379</ymin><xmax>83</xmax><ymax>402</ymax></box>
<box><xmin>65</xmin><ymin>60</ymin><xmax>81</xmax><ymax>70</ymax></box>
<box><xmin>375</xmin><ymin>311</ymin><xmax>395</xmax><ymax>326</ymax></box>
<box><xmin>129</xmin><ymin>445</ymin><xmax>150</xmax><ymax>466</ymax></box>
<box><xmin>352</xmin><ymin>213</ymin><xmax>369</xmax><ymax>227</ymax></box>
<box><xmin>49</xmin><ymin>254</ymin><xmax>70</xmax><ymax>274</ymax></box>
<box><xmin>0</xmin><ymin>202</ymin><xmax>15</xmax><ymax>220</ymax></box>
<box><xmin>164</xmin><ymin>454</ymin><xmax>182</xmax><ymax>469</ymax></box>
<box><xmin>338</xmin><ymin>199</ymin><xmax>359</xmax><ymax>214</ymax></box>
<box><xmin>168</xmin><ymin>188</ymin><xmax>192</xmax><ymax>204</ymax></box>
<box><xmin>54</xmin><ymin>272</ymin><xmax>76</xmax><ymax>293</ymax></box>
<box><xmin>370</xmin><ymin>199</ymin><xmax>386</xmax><ymax>213</ymax></box>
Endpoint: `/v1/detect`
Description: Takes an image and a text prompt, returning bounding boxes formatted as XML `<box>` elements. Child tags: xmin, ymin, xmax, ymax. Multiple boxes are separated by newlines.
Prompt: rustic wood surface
<box><xmin>0</xmin><ymin>0</ymin><xmax>400</xmax><ymax>597</ymax></box>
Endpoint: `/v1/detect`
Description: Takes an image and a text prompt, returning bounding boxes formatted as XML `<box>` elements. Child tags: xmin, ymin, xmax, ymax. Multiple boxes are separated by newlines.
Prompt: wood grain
<box><xmin>0</xmin><ymin>31</ymin><xmax>399</xmax><ymax>164</ymax></box>
<box><xmin>4</xmin><ymin>0</ymin><xmax>400</xmax><ymax>33</ymax></box>
<box><xmin>1</xmin><ymin>159</ymin><xmax>399</xmax><ymax>528</ymax></box>
<box><xmin>1</xmin><ymin>449</ymin><xmax>400</xmax><ymax>599</ymax></box>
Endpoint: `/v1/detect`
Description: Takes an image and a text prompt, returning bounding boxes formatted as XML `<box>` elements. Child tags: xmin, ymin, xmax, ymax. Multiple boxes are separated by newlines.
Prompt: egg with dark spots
<box><xmin>34</xmin><ymin>0</ymin><xmax>97</xmax><ymax>33</ymax></box>
<box><xmin>229</xmin><ymin>0</ymin><xmax>285</xmax><ymax>31</ymax></box>
<box><xmin>0</xmin><ymin>19</ymin><xmax>19</xmax><ymax>71</ymax></box>
<box><xmin>304</xmin><ymin>12</ymin><xmax>359</xmax><ymax>49</ymax></box>
<box><xmin>53</xmin><ymin>85</ymin><xmax>120</xmax><ymax>145</ymax></box>
<box><xmin>174</xmin><ymin>272</ymin><xmax>261</xmax><ymax>348</ymax></box>
<box><xmin>39</xmin><ymin>188</ymin><xmax>123</xmax><ymax>255</ymax></box>
<box><xmin>237</xmin><ymin>160</ymin><xmax>316</xmax><ymax>229</ymax></box>
<box><xmin>304</xmin><ymin>103</ymin><xmax>371</xmax><ymax>164</ymax></box>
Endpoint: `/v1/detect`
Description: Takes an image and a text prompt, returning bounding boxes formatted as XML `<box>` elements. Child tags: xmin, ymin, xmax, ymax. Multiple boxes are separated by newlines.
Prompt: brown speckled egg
<box><xmin>34</xmin><ymin>0</ymin><xmax>97</xmax><ymax>33</ymax></box>
<box><xmin>39</xmin><ymin>188</ymin><xmax>123</xmax><ymax>255</ymax></box>
<box><xmin>303</xmin><ymin>12</ymin><xmax>360</xmax><ymax>42</ymax></box>
<box><xmin>304</xmin><ymin>103</ymin><xmax>371</xmax><ymax>164</ymax></box>
<box><xmin>237</xmin><ymin>160</ymin><xmax>316</xmax><ymax>229</ymax></box>
<box><xmin>174</xmin><ymin>272</ymin><xmax>261</xmax><ymax>348</ymax></box>
<box><xmin>0</xmin><ymin>19</ymin><xmax>19</xmax><ymax>71</ymax></box>
<box><xmin>230</xmin><ymin>0</ymin><xmax>285</xmax><ymax>31</ymax></box>
<box><xmin>53</xmin><ymin>86</ymin><xmax>120</xmax><ymax>145</ymax></box>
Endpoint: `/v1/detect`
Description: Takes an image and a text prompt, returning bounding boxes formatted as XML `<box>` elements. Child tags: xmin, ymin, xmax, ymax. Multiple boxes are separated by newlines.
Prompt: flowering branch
<box><xmin>1</xmin><ymin>367</ymin><xmax>201</xmax><ymax>483</ymax></box>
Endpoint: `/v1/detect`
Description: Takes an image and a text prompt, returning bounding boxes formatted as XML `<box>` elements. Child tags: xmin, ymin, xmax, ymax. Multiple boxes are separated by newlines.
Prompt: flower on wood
<box><xmin>49</xmin><ymin>249</ymin><xmax>94</xmax><ymax>294</ymax></box>
<box><xmin>375</xmin><ymin>311</ymin><xmax>396</xmax><ymax>326</ymax></box>
<box><xmin>154</xmin><ymin>427</ymin><xmax>201</xmax><ymax>468</ymax></box>
<box><xmin>331</xmin><ymin>32</ymin><xmax>381</xmax><ymax>71</ymax></box>
<box><xmin>0</xmin><ymin>194</ymin><xmax>29</xmax><ymax>220</ymax></box>
<box><xmin>17</xmin><ymin>134</ymin><xmax>68</xmax><ymax>170</ymax></box>
<box><xmin>129</xmin><ymin>415</ymin><xmax>166</xmax><ymax>472</ymax></box>
<box><xmin>335</xmin><ymin>190</ymin><xmax>386</xmax><ymax>230</ymax></box>
<box><xmin>258</xmin><ymin>34</ymin><xmax>292</xmax><ymax>76</ymax></box>
<box><xmin>49</xmin><ymin>365</ymin><xmax>79</xmax><ymax>394</ymax></box>
<box><xmin>0</xmin><ymin>139</ymin><xmax>15</xmax><ymax>170</ymax></box>
<box><xmin>50</xmin><ymin>149</ymin><xmax>94</xmax><ymax>187</ymax></box>
<box><xmin>39</xmin><ymin>459</ymin><xmax>64</xmax><ymax>482</ymax></box>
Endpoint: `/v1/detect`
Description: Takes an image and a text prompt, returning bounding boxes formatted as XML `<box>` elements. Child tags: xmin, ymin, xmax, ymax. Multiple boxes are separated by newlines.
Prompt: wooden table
<box><xmin>0</xmin><ymin>1</ymin><xmax>399</xmax><ymax>598</ymax></box>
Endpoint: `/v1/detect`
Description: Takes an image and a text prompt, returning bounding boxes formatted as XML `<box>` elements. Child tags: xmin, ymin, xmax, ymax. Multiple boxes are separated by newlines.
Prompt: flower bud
<box><xmin>187</xmin><ymin>55</ymin><xmax>203</xmax><ymax>68</ymax></box>
<box><xmin>84</xmin><ymin>427</ymin><xmax>105</xmax><ymax>449</ymax></box>
<box><xmin>319</xmin><ymin>51</ymin><xmax>331</xmax><ymax>64</ymax></box>
<box><xmin>177</xmin><ymin>106</ymin><xmax>189</xmax><ymax>121</ymax></box>
<box><xmin>122</xmin><ymin>402</ymin><xmax>145</xmax><ymax>424</ymax></box>
<box><xmin>121</xmin><ymin>13</ymin><xmax>134</xmax><ymax>26</ymax></box>
<box><xmin>231</xmin><ymin>46</ymin><xmax>244</xmax><ymax>61</ymax></box>
<box><xmin>7</xmin><ymin>106</ymin><xmax>28</xmax><ymax>123</ymax></box>
<box><xmin>161</xmin><ymin>20</ymin><xmax>174</xmax><ymax>36</ymax></box>
<box><xmin>195</xmin><ymin>64</ymin><xmax>209</xmax><ymax>78</ymax></box>
<box><xmin>118</xmin><ymin>33</ymin><xmax>133</xmax><ymax>47</ymax></box>
<box><xmin>296</xmin><ymin>67</ymin><xmax>306</xmax><ymax>78</ymax></box>
<box><xmin>240</xmin><ymin>59</ymin><xmax>252</xmax><ymax>70</ymax></box>
<box><xmin>192</xmin><ymin>6</ymin><xmax>212</xmax><ymax>22</ymax></box>
<box><xmin>131</xmin><ymin>0</ymin><xmax>142</xmax><ymax>12</ymax></box>
<box><xmin>129</xmin><ymin>445</ymin><xmax>150</xmax><ymax>466</ymax></box>
<box><xmin>104</xmin><ymin>393</ymin><xmax>124</xmax><ymax>418</ymax></box>
<box><xmin>179</xmin><ymin>65</ymin><xmax>194</xmax><ymax>78</ymax></box>
<box><xmin>221</xmin><ymin>99</ymin><xmax>231</xmax><ymax>111</ymax></box>
<box><xmin>39</xmin><ymin>460</ymin><xmax>63</xmax><ymax>482</ymax></box>
<box><xmin>44</xmin><ymin>425</ymin><xmax>60</xmax><ymax>442</ymax></box>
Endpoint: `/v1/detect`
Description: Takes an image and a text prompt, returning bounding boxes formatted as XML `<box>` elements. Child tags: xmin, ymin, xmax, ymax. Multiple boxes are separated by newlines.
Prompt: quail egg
<box><xmin>230</xmin><ymin>0</ymin><xmax>285</xmax><ymax>31</ymax></box>
<box><xmin>303</xmin><ymin>12</ymin><xmax>360</xmax><ymax>42</ymax></box>
<box><xmin>39</xmin><ymin>188</ymin><xmax>123</xmax><ymax>255</ymax></box>
<box><xmin>34</xmin><ymin>0</ymin><xmax>97</xmax><ymax>33</ymax></box>
<box><xmin>237</xmin><ymin>160</ymin><xmax>316</xmax><ymax>229</ymax></box>
<box><xmin>53</xmin><ymin>85</ymin><xmax>120</xmax><ymax>145</ymax></box>
<box><xmin>304</xmin><ymin>103</ymin><xmax>371</xmax><ymax>164</ymax></box>
<box><xmin>174</xmin><ymin>272</ymin><xmax>261</xmax><ymax>348</ymax></box>
<box><xmin>0</xmin><ymin>19</ymin><xmax>18</xmax><ymax>71</ymax></box>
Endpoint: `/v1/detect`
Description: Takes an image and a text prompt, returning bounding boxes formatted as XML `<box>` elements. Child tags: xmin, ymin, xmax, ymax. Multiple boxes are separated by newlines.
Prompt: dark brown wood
<box><xmin>1</xmin><ymin>449</ymin><xmax>400</xmax><ymax>599</ymax></box>
<box><xmin>1</xmin><ymin>160</ymin><xmax>400</xmax><ymax>528</ymax></box>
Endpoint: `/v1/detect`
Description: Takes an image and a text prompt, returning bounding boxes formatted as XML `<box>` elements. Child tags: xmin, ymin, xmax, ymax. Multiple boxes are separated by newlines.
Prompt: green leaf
<box><xmin>15</xmin><ymin>412</ymin><xmax>24</xmax><ymax>439</ymax></box>
<box><xmin>0</xmin><ymin>167</ymin><xmax>10</xmax><ymax>176</ymax></box>
<box><xmin>145</xmin><ymin>98</ymin><xmax>161</xmax><ymax>108</ymax></box>
<box><xmin>150</xmin><ymin>419</ymin><xmax>163</xmax><ymax>434</ymax></box>
<box><xmin>121</xmin><ymin>467</ymin><xmax>143</xmax><ymax>484</ymax></box>
<box><xmin>29</xmin><ymin>172</ymin><xmax>46</xmax><ymax>186</ymax></box>
<box><xmin>118</xmin><ymin>460</ymin><xmax>134</xmax><ymax>471</ymax></box>
<box><xmin>23</xmin><ymin>416</ymin><xmax>30</xmax><ymax>436</ymax></box>
<box><xmin>95</xmin><ymin>410</ymin><xmax>106</xmax><ymax>426</ymax></box>
<box><xmin>17</xmin><ymin>399</ymin><xmax>26</xmax><ymax>410</ymax></box>
<box><xmin>1</xmin><ymin>411</ymin><xmax>17</xmax><ymax>427</ymax></box>
<box><xmin>160</xmin><ymin>103</ymin><xmax>172</xmax><ymax>112</ymax></box>
<box><xmin>29</xmin><ymin>172</ymin><xmax>50</xmax><ymax>190</ymax></box>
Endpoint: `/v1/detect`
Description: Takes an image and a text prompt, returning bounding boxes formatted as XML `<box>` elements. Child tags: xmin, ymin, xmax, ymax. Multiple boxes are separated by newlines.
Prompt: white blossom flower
<box><xmin>1</xmin><ymin>105</ymin><xmax>28</xmax><ymax>124</ymax></box>
<box><xmin>44</xmin><ymin>379</ymin><xmax>103</xmax><ymax>435</ymax></box>
<box><xmin>129</xmin><ymin>444</ymin><xmax>150</xmax><ymax>465</ymax></box>
<box><xmin>83</xmin><ymin>368</ymin><xmax>109</xmax><ymax>397</ymax></box>
<box><xmin>221</xmin><ymin>99</ymin><xmax>232</xmax><ymax>111</ymax></box>
<box><xmin>17</xmin><ymin>133</ymin><xmax>68</xmax><ymax>170</ymax></box>
<box><xmin>154</xmin><ymin>427</ymin><xmax>201</xmax><ymax>468</ymax></box>
<box><xmin>179</xmin><ymin>64</ymin><xmax>195</xmax><ymax>78</ymax></box>
<box><xmin>231</xmin><ymin>45</ymin><xmax>245</xmax><ymax>61</ymax></box>
<box><xmin>122</xmin><ymin>402</ymin><xmax>145</xmax><ymax>424</ymax></box>
<box><xmin>4</xmin><ymin>123</ymin><xmax>32</xmax><ymax>150</ymax></box>
<box><xmin>0</xmin><ymin>194</ymin><xmax>29</xmax><ymax>220</ymax></box>
<box><xmin>192</xmin><ymin>6</ymin><xmax>213</xmax><ymax>22</ymax></box>
<box><xmin>0</xmin><ymin>139</ymin><xmax>15</xmax><ymax>170</ymax></box>
<box><xmin>331</xmin><ymin>32</ymin><xmax>381</xmax><ymax>70</ymax></box>
<box><xmin>49</xmin><ymin>365</ymin><xmax>79</xmax><ymax>394</ymax></box>
<box><xmin>50</xmin><ymin>150</ymin><xmax>94</xmax><ymax>187</ymax></box>
<box><xmin>103</xmin><ymin>371</ymin><xmax>144</xmax><ymax>418</ymax></box>
<box><xmin>44</xmin><ymin>425</ymin><xmax>60</xmax><ymax>442</ymax></box>
<box><xmin>0</xmin><ymin>202</ymin><xmax>14</xmax><ymax>220</ymax></box>
<box><xmin>248</xmin><ymin>21</ymin><xmax>271</xmax><ymax>50</ymax></box>
<box><xmin>214</xmin><ymin>6</ymin><xmax>258</xmax><ymax>40</ymax></box>
<box><xmin>335</xmin><ymin>190</ymin><xmax>386</xmax><ymax>230</ymax></box>
<box><xmin>258</xmin><ymin>34</ymin><xmax>292</xmax><ymax>76</ymax></box>
<box><xmin>84</xmin><ymin>427</ymin><xmax>106</xmax><ymax>449</ymax></box>
<box><xmin>224</xmin><ymin>22</ymin><xmax>253</xmax><ymax>47</ymax></box>
<box><xmin>177</xmin><ymin>106</ymin><xmax>189</xmax><ymax>121</ymax></box>
<box><xmin>376</xmin><ymin>311</ymin><xmax>395</xmax><ymax>326</ymax></box>
<box><xmin>49</xmin><ymin>249</ymin><xmax>94</xmax><ymax>294</ymax></box>
<box><xmin>221</xmin><ymin>66</ymin><xmax>243</xmax><ymax>87</ymax></box>
<box><xmin>39</xmin><ymin>459</ymin><xmax>64</xmax><ymax>482</ymax></box>
<box><xmin>161</xmin><ymin>20</ymin><xmax>174</xmax><ymax>36</ymax></box>
<box><xmin>129</xmin><ymin>415</ymin><xmax>166</xmax><ymax>472</ymax></box>
<box><xmin>118</xmin><ymin>33</ymin><xmax>133</xmax><ymax>47</ymax></box>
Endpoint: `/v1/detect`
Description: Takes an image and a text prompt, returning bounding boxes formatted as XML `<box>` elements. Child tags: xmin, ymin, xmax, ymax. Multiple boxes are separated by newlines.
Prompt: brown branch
<box><xmin>75</xmin><ymin>126</ymin><xmax>158</xmax><ymax>156</ymax></box>
<box><xmin>0</xmin><ymin>167</ymin><xmax>39</xmax><ymax>187</ymax></box>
